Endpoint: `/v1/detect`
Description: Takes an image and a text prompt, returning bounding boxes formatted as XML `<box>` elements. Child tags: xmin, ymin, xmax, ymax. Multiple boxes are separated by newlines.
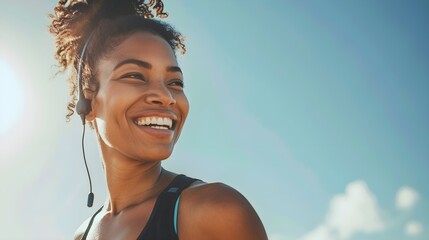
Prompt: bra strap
<box><xmin>173</xmin><ymin>195</ymin><xmax>181</xmax><ymax>234</ymax></box>
<box><xmin>81</xmin><ymin>206</ymin><xmax>103</xmax><ymax>240</ymax></box>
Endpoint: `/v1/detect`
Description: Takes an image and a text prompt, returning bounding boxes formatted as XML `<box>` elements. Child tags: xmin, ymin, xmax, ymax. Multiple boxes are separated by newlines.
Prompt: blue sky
<box><xmin>0</xmin><ymin>1</ymin><xmax>428</xmax><ymax>239</ymax></box>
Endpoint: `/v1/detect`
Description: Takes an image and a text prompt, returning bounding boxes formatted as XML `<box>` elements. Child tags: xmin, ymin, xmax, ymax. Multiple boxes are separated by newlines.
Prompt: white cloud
<box><xmin>396</xmin><ymin>186</ymin><xmax>419</xmax><ymax>210</ymax></box>
<box><xmin>326</xmin><ymin>181</ymin><xmax>385</xmax><ymax>239</ymax></box>
<box><xmin>405</xmin><ymin>221</ymin><xmax>423</xmax><ymax>237</ymax></box>
<box><xmin>301</xmin><ymin>180</ymin><xmax>384</xmax><ymax>240</ymax></box>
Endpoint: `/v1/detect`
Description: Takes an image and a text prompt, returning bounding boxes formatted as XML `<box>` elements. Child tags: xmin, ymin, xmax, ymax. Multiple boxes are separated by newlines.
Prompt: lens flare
<box><xmin>0</xmin><ymin>59</ymin><xmax>24</xmax><ymax>136</ymax></box>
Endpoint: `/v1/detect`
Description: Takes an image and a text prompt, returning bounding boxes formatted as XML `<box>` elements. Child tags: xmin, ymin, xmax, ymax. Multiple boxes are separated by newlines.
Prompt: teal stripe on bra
<box><xmin>174</xmin><ymin>195</ymin><xmax>181</xmax><ymax>235</ymax></box>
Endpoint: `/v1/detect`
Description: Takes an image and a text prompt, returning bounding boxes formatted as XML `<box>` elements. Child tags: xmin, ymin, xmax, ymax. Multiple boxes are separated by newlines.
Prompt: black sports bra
<box><xmin>81</xmin><ymin>174</ymin><xmax>200</xmax><ymax>240</ymax></box>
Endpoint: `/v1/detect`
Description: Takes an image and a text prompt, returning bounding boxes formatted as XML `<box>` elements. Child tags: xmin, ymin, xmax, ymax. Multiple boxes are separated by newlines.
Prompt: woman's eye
<box><xmin>170</xmin><ymin>80</ymin><xmax>184</xmax><ymax>88</ymax></box>
<box><xmin>122</xmin><ymin>73</ymin><xmax>145</xmax><ymax>80</ymax></box>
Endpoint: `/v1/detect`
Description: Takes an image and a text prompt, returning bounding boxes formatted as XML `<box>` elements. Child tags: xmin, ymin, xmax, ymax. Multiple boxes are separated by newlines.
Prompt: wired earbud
<box><xmin>77</xmin><ymin>33</ymin><xmax>95</xmax><ymax>207</ymax></box>
<box><xmin>76</xmin><ymin>33</ymin><xmax>93</xmax><ymax>124</ymax></box>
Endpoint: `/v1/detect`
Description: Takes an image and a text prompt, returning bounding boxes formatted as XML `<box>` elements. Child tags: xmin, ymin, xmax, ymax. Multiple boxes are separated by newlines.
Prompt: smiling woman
<box><xmin>49</xmin><ymin>0</ymin><xmax>267</xmax><ymax>239</ymax></box>
<box><xmin>0</xmin><ymin>59</ymin><xmax>24</xmax><ymax>136</ymax></box>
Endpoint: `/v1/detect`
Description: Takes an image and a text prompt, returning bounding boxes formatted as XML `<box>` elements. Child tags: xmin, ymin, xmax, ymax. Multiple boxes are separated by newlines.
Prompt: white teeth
<box><xmin>136</xmin><ymin>116</ymin><xmax>173</xmax><ymax>129</ymax></box>
<box><xmin>150</xmin><ymin>126</ymin><xmax>168</xmax><ymax>129</ymax></box>
<box><xmin>163</xmin><ymin>117</ymin><xmax>172</xmax><ymax>127</ymax></box>
<box><xmin>157</xmin><ymin>118</ymin><xmax>163</xmax><ymax>125</ymax></box>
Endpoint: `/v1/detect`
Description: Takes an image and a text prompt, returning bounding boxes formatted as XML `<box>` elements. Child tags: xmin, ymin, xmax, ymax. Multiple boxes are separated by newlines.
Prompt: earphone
<box><xmin>76</xmin><ymin>33</ymin><xmax>93</xmax><ymax>124</ymax></box>
<box><xmin>76</xmin><ymin>33</ymin><xmax>95</xmax><ymax>207</ymax></box>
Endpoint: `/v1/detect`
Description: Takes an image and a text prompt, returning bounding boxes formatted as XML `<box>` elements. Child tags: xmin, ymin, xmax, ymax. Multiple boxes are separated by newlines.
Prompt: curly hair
<box><xmin>49</xmin><ymin>0</ymin><xmax>186</xmax><ymax>121</ymax></box>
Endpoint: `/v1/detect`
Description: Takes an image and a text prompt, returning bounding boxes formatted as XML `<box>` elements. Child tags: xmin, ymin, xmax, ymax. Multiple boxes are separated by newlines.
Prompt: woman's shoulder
<box><xmin>183</xmin><ymin>181</ymin><xmax>249</xmax><ymax>208</ymax></box>
<box><xmin>74</xmin><ymin>216</ymin><xmax>92</xmax><ymax>240</ymax></box>
<box><xmin>73</xmin><ymin>206</ymin><xmax>104</xmax><ymax>240</ymax></box>
<box><xmin>179</xmin><ymin>181</ymin><xmax>268</xmax><ymax>239</ymax></box>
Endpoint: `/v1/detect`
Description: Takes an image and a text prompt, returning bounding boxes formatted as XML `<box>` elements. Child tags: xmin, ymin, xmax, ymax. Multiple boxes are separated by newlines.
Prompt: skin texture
<box><xmin>75</xmin><ymin>32</ymin><xmax>268</xmax><ymax>240</ymax></box>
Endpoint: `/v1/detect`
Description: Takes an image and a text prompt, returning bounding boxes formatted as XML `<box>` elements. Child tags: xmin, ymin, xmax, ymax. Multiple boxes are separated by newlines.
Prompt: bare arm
<box><xmin>179</xmin><ymin>183</ymin><xmax>268</xmax><ymax>240</ymax></box>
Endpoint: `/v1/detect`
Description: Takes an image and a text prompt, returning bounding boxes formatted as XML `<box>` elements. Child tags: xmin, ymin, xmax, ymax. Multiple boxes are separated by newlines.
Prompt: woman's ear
<box><xmin>83</xmin><ymin>89</ymin><xmax>97</xmax><ymax>122</ymax></box>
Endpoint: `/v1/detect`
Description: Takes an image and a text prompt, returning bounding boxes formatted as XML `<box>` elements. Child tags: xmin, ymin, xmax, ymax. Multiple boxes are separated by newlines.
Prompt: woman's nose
<box><xmin>144</xmin><ymin>84</ymin><xmax>176</xmax><ymax>106</ymax></box>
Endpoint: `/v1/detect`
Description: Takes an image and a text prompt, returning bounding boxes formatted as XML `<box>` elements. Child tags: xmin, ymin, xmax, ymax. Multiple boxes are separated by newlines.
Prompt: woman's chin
<box><xmin>132</xmin><ymin>148</ymin><xmax>174</xmax><ymax>162</ymax></box>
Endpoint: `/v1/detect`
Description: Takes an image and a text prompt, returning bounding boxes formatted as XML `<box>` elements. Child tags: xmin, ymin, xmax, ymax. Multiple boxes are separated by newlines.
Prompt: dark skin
<box><xmin>74</xmin><ymin>32</ymin><xmax>268</xmax><ymax>240</ymax></box>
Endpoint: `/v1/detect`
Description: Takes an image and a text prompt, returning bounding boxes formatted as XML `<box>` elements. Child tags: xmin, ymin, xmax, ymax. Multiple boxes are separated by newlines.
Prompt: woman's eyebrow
<box><xmin>113</xmin><ymin>58</ymin><xmax>152</xmax><ymax>70</ymax></box>
<box><xmin>167</xmin><ymin>66</ymin><xmax>182</xmax><ymax>74</ymax></box>
<box><xmin>113</xmin><ymin>59</ymin><xmax>182</xmax><ymax>74</ymax></box>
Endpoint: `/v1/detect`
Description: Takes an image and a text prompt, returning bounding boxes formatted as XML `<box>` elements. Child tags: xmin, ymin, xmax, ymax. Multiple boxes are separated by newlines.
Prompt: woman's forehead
<box><xmin>97</xmin><ymin>32</ymin><xmax>178</xmax><ymax>71</ymax></box>
<box><xmin>94</xmin><ymin>32</ymin><xmax>179</xmax><ymax>80</ymax></box>
<box><xmin>110</xmin><ymin>32</ymin><xmax>176</xmax><ymax>62</ymax></box>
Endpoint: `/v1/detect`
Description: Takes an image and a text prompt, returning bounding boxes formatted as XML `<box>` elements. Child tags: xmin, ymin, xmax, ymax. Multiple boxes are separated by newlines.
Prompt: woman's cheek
<box><xmin>95</xmin><ymin>117</ymin><xmax>114</xmax><ymax>148</ymax></box>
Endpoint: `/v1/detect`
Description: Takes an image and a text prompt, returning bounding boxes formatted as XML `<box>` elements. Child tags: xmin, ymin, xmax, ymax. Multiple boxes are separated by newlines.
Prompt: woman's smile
<box><xmin>132</xmin><ymin>110</ymin><xmax>179</xmax><ymax>139</ymax></box>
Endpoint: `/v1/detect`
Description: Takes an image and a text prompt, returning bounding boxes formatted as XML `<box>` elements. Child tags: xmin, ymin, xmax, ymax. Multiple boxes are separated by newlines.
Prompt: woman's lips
<box><xmin>130</xmin><ymin>110</ymin><xmax>178</xmax><ymax>138</ymax></box>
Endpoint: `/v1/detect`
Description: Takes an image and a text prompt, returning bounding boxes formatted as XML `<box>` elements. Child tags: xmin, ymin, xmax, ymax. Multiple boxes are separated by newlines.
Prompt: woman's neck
<box><xmin>99</xmin><ymin>145</ymin><xmax>170</xmax><ymax>214</ymax></box>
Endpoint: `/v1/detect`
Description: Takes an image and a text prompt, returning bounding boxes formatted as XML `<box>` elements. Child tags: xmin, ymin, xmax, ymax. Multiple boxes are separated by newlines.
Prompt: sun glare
<box><xmin>0</xmin><ymin>59</ymin><xmax>24</xmax><ymax>136</ymax></box>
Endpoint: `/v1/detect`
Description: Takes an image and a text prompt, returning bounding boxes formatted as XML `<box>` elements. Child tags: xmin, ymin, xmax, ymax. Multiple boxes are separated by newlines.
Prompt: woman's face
<box><xmin>90</xmin><ymin>32</ymin><xmax>189</xmax><ymax>161</ymax></box>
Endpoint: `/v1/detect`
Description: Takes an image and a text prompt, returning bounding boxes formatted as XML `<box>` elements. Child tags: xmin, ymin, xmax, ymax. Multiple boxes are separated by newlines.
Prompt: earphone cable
<box><xmin>81</xmin><ymin>123</ymin><xmax>94</xmax><ymax>207</ymax></box>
